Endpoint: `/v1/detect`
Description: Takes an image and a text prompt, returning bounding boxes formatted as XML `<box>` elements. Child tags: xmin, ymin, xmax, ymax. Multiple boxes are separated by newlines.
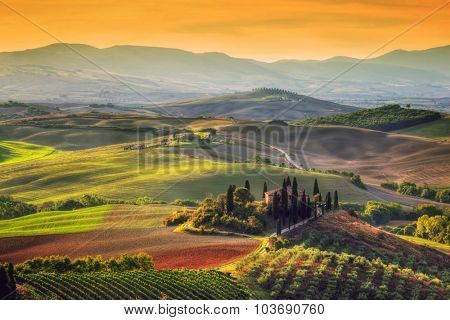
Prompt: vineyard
<box><xmin>288</xmin><ymin>212</ymin><xmax>449</xmax><ymax>277</ymax></box>
<box><xmin>236</xmin><ymin>245</ymin><xmax>448</xmax><ymax>300</ymax></box>
<box><xmin>16</xmin><ymin>270</ymin><xmax>251</xmax><ymax>300</ymax></box>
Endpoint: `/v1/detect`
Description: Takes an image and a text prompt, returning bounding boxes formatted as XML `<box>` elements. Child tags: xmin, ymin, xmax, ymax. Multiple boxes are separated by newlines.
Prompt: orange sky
<box><xmin>0</xmin><ymin>0</ymin><xmax>449</xmax><ymax>61</ymax></box>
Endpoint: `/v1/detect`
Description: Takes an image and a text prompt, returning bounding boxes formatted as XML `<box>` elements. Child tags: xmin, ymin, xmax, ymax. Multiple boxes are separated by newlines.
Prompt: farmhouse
<box><xmin>264</xmin><ymin>186</ymin><xmax>295</xmax><ymax>205</ymax></box>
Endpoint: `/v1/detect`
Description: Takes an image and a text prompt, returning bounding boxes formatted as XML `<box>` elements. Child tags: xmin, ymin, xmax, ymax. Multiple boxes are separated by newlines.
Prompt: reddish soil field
<box><xmin>0</xmin><ymin>227</ymin><xmax>260</xmax><ymax>269</ymax></box>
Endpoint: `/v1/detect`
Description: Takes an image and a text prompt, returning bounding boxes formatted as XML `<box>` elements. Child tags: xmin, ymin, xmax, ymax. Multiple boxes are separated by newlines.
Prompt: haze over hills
<box><xmin>0</xmin><ymin>43</ymin><xmax>449</xmax><ymax>110</ymax></box>
<box><xmin>149</xmin><ymin>89</ymin><xmax>359</xmax><ymax>120</ymax></box>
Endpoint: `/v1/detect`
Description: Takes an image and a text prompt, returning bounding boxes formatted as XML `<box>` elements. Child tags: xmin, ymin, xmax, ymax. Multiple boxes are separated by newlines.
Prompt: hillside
<box><xmin>0</xmin><ymin>43</ymin><xmax>449</xmax><ymax>107</ymax></box>
<box><xmin>0</xmin><ymin>142</ymin><xmax>372</xmax><ymax>205</ymax></box>
<box><xmin>0</xmin><ymin>141</ymin><xmax>55</xmax><ymax>165</ymax></box>
<box><xmin>151</xmin><ymin>88</ymin><xmax>359</xmax><ymax>120</ymax></box>
<box><xmin>223</xmin><ymin>123</ymin><xmax>450</xmax><ymax>185</ymax></box>
<box><xmin>396</xmin><ymin>116</ymin><xmax>450</xmax><ymax>141</ymax></box>
<box><xmin>235</xmin><ymin>212</ymin><xmax>448</xmax><ymax>299</ymax></box>
<box><xmin>0</xmin><ymin>113</ymin><xmax>234</xmax><ymax>150</ymax></box>
<box><xmin>293</xmin><ymin>105</ymin><xmax>441</xmax><ymax>131</ymax></box>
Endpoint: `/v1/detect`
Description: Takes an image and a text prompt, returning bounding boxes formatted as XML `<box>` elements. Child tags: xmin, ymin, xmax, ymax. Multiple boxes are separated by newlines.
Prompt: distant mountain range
<box><xmin>0</xmin><ymin>43</ymin><xmax>449</xmax><ymax>108</ymax></box>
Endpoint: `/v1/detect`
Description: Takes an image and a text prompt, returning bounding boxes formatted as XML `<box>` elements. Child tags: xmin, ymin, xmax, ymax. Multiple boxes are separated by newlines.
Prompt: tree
<box><xmin>300</xmin><ymin>191</ymin><xmax>307</xmax><ymax>220</ymax></box>
<box><xmin>262</xmin><ymin>182</ymin><xmax>268</xmax><ymax>199</ymax></box>
<box><xmin>334</xmin><ymin>190</ymin><xmax>339</xmax><ymax>209</ymax></box>
<box><xmin>226</xmin><ymin>185</ymin><xmax>234</xmax><ymax>213</ymax></box>
<box><xmin>286</xmin><ymin>176</ymin><xmax>291</xmax><ymax>187</ymax></box>
<box><xmin>326</xmin><ymin>191</ymin><xmax>332</xmax><ymax>211</ymax></box>
<box><xmin>313</xmin><ymin>179</ymin><xmax>320</xmax><ymax>196</ymax></box>
<box><xmin>6</xmin><ymin>263</ymin><xmax>16</xmax><ymax>300</ymax></box>
<box><xmin>291</xmin><ymin>178</ymin><xmax>298</xmax><ymax>224</ymax></box>
<box><xmin>272</xmin><ymin>192</ymin><xmax>280</xmax><ymax>219</ymax></box>
<box><xmin>276</xmin><ymin>219</ymin><xmax>282</xmax><ymax>236</ymax></box>
<box><xmin>0</xmin><ymin>265</ymin><xmax>8</xmax><ymax>300</ymax></box>
<box><xmin>306</xmin><ymin>196</ymin><xmax>312</xmax><ymax>218</ymax></box>
<box><xmin>281</xmin><ymin>179</ymin><xmax>288</xmax><ymax>226</ymax></box>
<box><xmin>245</xmin><ymin>180</ymin><xmax>251</xmax><ymax>192</ymax></box>
<box><xmin>233</xmin><ymin>187</ymin><xmax>254</xmax><ymax>205</ymax></box>
<box><xmin>215</xmin><ymin>193</ymin><xmax>227</xmax><ymax>215</ymax></box>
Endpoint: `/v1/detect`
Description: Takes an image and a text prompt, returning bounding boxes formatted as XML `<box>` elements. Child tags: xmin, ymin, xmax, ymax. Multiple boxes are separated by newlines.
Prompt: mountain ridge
<box><xmin>0</xmin><ymin>43</ymin><xmax>448</xmax><ymax>106</ymax></box>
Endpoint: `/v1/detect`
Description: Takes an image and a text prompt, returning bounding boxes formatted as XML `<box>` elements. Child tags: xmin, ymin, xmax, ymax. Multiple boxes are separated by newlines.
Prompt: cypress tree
<box><xmin>286</xmin><ymin>176</ymin><xmax>291</xmax><ymax>187</ymax></box>
<box><xmin>326</xmin><ymin>191</ymin><xmax>332</xmax><ymax>211</ymax></box>
<box><xmin>291</xmin><ymin>178</ymin><xmax>298</xmax><ymax>224</ymax></box>
<box><xmin>262</xmin><ymin>182</ymin><xmax>268</xmax><ymax>199</ymax></box>
<box><xmin>272</xmin><ymin>192</ymin><xmax>280</xmax><ymax>219</ymax></box>
<box><xmin>245</xmin><ymin>180</ymin><xmax>250</xmax><ymax>192</ymax></box>
<box><xmin>300</xmin><ymin>191</ymin><xmax>307</xmax><ymax>220</ymax></box>
<box><xmin>281</xmin><ymin>179</ymin><xmax>288</xmax><ymax>226</ymax></box>
<box><xmin>276</xmin><ymin>218</ymin><xmax>282</xmax><ymax>236</ymax></box>
<box><xmin>318</xmin><ymin>193</ymin><xmax>322</xmax><ymax>202</ymax></box>
<box><xmin>307</xmin><ymin>196</ymin><xmax>312</xmax><ymax>218</ymax></box>
<box><xmin>226</xmin><ymin>185</ymin><xmax>234</xmax><ymax>213</ymax></box>
<box><xmin>6</xmin><ymin>263</ymin><xmax>16</xmax><ymax>300</ymax></box>
<box><xmin>334</xmin><ymin>190</ymin><xmax>339</xmax><ymax>209</ymax></box>
<box><xmin>0</xmin><ymin>266</ymin><xmax>9</xmax><ymax>300</ymax></box>
<box><xmin>231</xmin><ymin>185</ymin><xmax>236</xmax><ymax>192</ymax></box>
<box><xmin>313</xmin><ymin>178</ymin><xmax>320</xmax><ymax>196</ymax></box>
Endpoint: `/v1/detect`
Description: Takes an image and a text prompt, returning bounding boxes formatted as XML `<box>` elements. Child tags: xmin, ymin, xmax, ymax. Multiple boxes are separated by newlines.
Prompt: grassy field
<box><xmin>0</xmin><ymin>204</ymin><xmax>179</xmax><ymax>238</ymax></box>
<box><xmin>0</xmin><ymin>114</ymin><xmax>234</xmax><ymax>150</ymax></box>
<box><xmin>398</xmin><ymin>235</ymin><xmax>450</xmax><ymax>254</ymax></box>
<box><xmin>0</xmin><ymin>143</ymin><xmax>372</xmax><ymax>205</ymax></box>
<box><xmin>0</xmin><ymin>141</ymin><xmax>55</xmax><ymax>165</ymax></box>
<box><xmin>0</xmin><ymin>205</ymin><xmax>112</xmax><ymax>238</ymax></box>
<box><xmin>396</xmin><ymin>116</ymin><xmax>450</xmax><ymax>140</ymax></box>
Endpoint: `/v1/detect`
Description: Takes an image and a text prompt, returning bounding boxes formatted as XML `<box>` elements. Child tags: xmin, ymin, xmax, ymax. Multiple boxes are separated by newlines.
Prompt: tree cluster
<box><xmin>269</xmin><ymin>177</ymin><xmax>339</xmax><ymax>235</ymax></box>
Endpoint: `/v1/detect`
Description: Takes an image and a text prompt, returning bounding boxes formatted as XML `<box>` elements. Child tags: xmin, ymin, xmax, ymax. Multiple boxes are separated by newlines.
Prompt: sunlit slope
<box><xmin>0</xmin><ymin>204</ymin><xmax>179</xmax><ymax>238</ymax></box>
<box><xmin>0</xmin><ymin>113</ymin><xmax>234</xmax><ymax>150</ymax></box>
<box><xmin>0</xmin><ymin>144</ymin><xmax>371</xmax><ymax>204</ymax></box>
<box><xmin>396</xmin><ymin>116</ymin><xmax>450</xmax><ymax>140</ymax></box>
<box><xmin>0</xmin><ymin>141</ymin><xmax>55</xmax><ymax>165</ymax></box>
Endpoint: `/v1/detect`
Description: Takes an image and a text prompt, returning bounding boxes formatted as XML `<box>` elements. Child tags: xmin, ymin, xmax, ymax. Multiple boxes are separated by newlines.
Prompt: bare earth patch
<box><xmin>0</xmin><ymin>227</ymin><xmax>260</xmax><ymax>269</ymax></box>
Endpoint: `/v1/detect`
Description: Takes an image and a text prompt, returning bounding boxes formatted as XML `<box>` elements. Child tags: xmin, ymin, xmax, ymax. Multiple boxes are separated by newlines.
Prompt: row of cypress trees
<box><xmin>266</xmin><ymin>177</ymin><xmax>339</xmax><ymax>234</ymax></box>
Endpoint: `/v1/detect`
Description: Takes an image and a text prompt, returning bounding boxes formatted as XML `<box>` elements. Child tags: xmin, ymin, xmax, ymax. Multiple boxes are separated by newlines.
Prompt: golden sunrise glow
<box><xmin>0</xmin><ymin>0</ymin><xmax>449</xmax><ymax>60</ymax></box>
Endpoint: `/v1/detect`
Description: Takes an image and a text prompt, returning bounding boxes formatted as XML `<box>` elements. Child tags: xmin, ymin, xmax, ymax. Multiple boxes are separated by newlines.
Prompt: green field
<box><xmin>0</xmin><ymin>205</ymin><xmax>112</xmax><ymax>238</ymax></box>
<box><xmin>0</xmin><ymin>141</ymin><xmax>55</xmax><ymax>165</ymax></box>
<box><xmin>398</xmin><ymin>235</ymin><xmax>450</xmax><ymax>254</ymax></box>
<box><xmin>0</xmin><ymin>204</ymin><xmax>179</xmax><ymax>238</ymax></box>
<box><xmin>0</xmin><ymin>143</ymin><xmax>372</xmax><ymax>205</ymax></box>
<box><xmin>396</xmin><ymin>117</ymin><xmax>450</xmax><ymax>139</ymax></box>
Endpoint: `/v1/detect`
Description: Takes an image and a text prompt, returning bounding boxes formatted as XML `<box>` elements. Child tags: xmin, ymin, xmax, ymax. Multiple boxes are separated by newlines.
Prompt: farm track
<box><xmin>0</xmin><ymin>227</ymin><xmax>260</xmax><ymax>269</ymax></box>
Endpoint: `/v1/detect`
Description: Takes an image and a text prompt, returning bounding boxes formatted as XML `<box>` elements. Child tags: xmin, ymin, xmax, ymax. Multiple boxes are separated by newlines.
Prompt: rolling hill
<box><xmin>236</xmin><ymin>211</ymin><xmax>449</xmax><ymax>299</ymax></box>
<box><xmin>150</xmin><ymin>88</ymin><xmax>359</xmax><ymax>120</ymax></box>
<box><xmin>293</xmin><ymin>104</ymin><xmax>441</xmax><ymax>131</ymax></box>
<box><xmin>0</xmin><ymin>43</ymin><xmax>449</xmax><ymax>107</ymax></box>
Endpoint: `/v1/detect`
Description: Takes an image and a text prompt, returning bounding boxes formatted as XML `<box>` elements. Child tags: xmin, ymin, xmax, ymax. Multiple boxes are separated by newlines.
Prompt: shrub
<box><xmin>380</xmin><ymin>182</ymin><xmax>398</xmax><ymax>191</ymax></box>
<box><xmin>171</xmin><ymin>199</ymin><xmax>199</xmax><ymax>207</ymax></box>
<box><xmin>398</xmin><ymin>182</ymin><xmax>419</xmax><ymax>196</ymax></box>
<box><xmin>79</xmin><ymin>194</ymin><xmax>106</xmax><ymax>207</ymax></box>
<box><xmin>414</xmin><ymin>215</ymin><xmax>449</xmax><ymax>244</ymax></box>
<box><xmin>360</xmin><ymin>201</ymin><xmax>402</xmax><ymax>225</ymax></box>
<box><xmin>15</xmin><ymin>253</ymin><xmax>154</xmax><ymax>274</ymax></box>
<box><xmin>0</xmin><ymin>195</ymin><xmax>37</xmax><ymax>219</ymax></box>
<box><xmin>351</xmin><ymin>175</ymin><xmax>366</xmax><ymax>189</ymax></box>
<box><xmin>54</xmin><ymin>199</ymin><xmax>83</xmax><ymax>211</ymax></box>
<box><xmin>163</xmin><ymin>210</ymin><xmax>193</xmax><ymax>226</ymax></box>
<box><xmin>435</xmin><ymin>189</ymin><xmax>450</xmax><ymax>204</ymax></box>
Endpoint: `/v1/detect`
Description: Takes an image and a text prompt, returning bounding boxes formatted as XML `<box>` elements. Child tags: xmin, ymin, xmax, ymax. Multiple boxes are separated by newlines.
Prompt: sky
<box><xmin>0</xmin><ymin>0</ymin><xmax>449</xmax><ymax>61</ymax></box>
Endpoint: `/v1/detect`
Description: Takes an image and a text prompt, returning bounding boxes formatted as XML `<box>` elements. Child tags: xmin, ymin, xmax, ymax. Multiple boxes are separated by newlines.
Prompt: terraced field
<box><xmin>0</xmin><ymin>141</ymin><xmax>55</xmax><ymax>165</ymax></box>
<box><xmin>17</xmin><ymin>270</ymin><xmax>250</xmax><ymax>299</ymax></box>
